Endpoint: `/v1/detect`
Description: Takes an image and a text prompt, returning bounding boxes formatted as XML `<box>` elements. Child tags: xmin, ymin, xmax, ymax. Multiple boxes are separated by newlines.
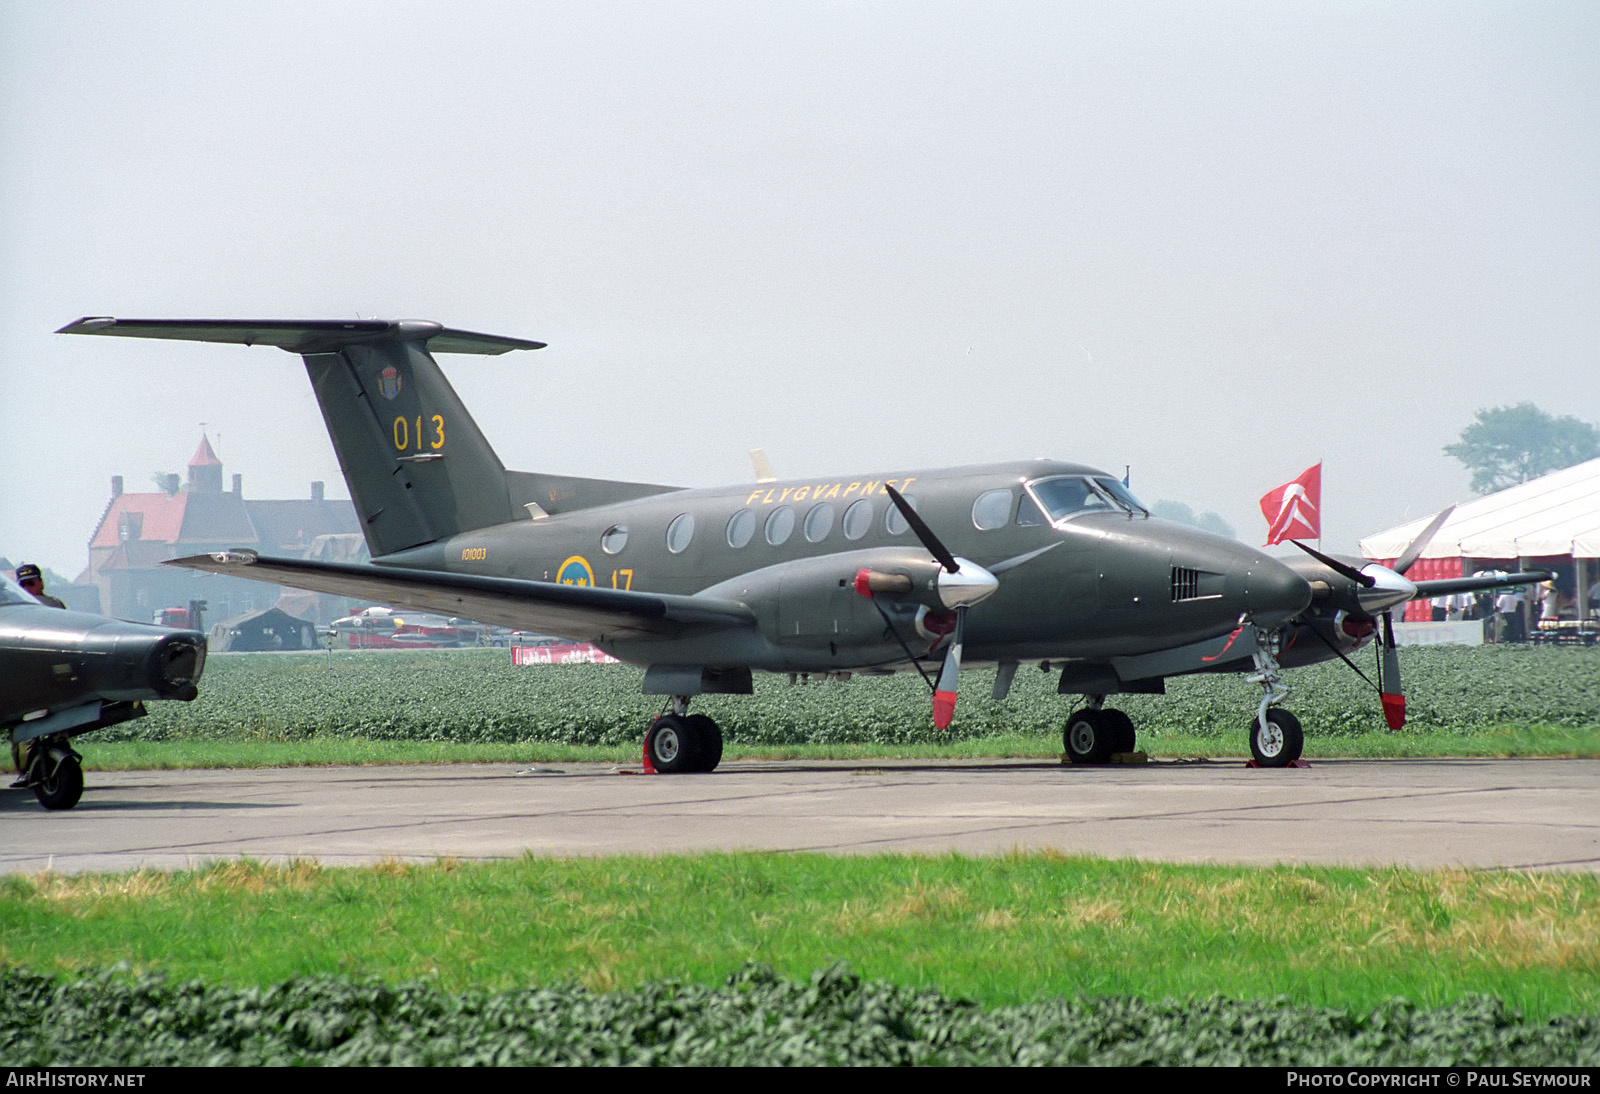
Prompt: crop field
<box><xmin>115</xmin><ymin>643</ymin><xmax>1600</xmax><ymax>751</ymax></box>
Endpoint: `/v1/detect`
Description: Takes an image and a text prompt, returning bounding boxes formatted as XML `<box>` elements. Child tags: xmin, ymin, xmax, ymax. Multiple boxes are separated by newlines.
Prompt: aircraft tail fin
<box><xmin>59</xmin><ymin>318</ymin><xmax>542</xmax><ymax>557</ymax></box>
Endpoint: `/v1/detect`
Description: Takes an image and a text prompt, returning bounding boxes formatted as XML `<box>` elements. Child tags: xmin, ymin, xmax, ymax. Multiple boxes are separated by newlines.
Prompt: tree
<box><xmin>1151</xmin><ymin>500</ymin><xmax>1235</xmax><ymax>539</ymax></box>
<box><xmin>1444</xmin><ymin>403</ymin><xmax>1600</xmax><ymax>495</ymax></box>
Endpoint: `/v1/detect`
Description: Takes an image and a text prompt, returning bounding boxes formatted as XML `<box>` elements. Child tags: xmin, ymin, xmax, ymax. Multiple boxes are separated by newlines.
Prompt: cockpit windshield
<box><xmin>1090</xmin><ymin>476</ymin><xmax>1149</xmax><ymax>517</ymax></box>
<box><xmin>1026</xmin><ymin>475</ymin><xmax>1149</xmax><ymax>523</ymax></box>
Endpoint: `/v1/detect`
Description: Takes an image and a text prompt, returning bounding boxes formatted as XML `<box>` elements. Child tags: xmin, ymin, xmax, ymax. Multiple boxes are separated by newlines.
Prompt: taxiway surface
<box><xmin>3</xmin><ymin>757</ymin><xmax>1596</xmax><ymax>875</ymax></box>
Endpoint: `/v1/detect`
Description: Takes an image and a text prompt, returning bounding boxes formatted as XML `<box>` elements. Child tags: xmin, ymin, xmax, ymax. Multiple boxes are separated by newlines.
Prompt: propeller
<box><xmin>1289</xmin><ymin>507</ymin><xmax>1454</xmax><ymax>731</ymax></box>
<box><xmin>883</xmin><ymin>485</ymin><xmax>999</xmax><ymax>728</ymax></box>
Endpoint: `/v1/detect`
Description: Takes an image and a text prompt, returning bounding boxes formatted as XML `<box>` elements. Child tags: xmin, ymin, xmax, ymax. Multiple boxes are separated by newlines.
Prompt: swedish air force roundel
<box><xmin>556</xmin><ymin>556</ymin><xmax>595</xmax><ymax>587</ymax></box>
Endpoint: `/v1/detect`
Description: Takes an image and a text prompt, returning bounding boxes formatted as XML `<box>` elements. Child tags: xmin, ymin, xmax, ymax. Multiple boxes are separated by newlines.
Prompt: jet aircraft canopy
<box><xmin>1025</xmin><ymin>475</ymin><xmax>1150</xmax><ymax>524</ymax></box>
<box><xmin>0</xmin><ymin>574</ymin><xmax>41</xmax><ymax>607</ymax></box>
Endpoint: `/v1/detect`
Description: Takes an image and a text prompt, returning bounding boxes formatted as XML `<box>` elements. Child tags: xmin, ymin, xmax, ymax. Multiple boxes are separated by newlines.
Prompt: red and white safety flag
<box><xmin>1260</xmin><ymin>462</ymin><xmax>1321</xmax><ymax>545</ymax></box>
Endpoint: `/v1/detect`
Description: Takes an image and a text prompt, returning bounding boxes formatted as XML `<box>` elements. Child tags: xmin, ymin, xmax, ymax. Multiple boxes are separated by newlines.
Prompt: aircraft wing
<box><xmin>165</xmin><ymin>552</ymin><xmax>756</xmax><ymax>641</ymax></box>
<box><xmin>1410</xmin><ymin>571</ymin><xmax>1551</xmax><ymax>599</ymax></box>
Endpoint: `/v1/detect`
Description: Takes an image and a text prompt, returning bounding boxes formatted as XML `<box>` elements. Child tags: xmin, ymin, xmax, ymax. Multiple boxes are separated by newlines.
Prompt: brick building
<box><xmin>78</xmin><ymin>436</ymin><xmax>364</xmax><ymax>626</ymax></box>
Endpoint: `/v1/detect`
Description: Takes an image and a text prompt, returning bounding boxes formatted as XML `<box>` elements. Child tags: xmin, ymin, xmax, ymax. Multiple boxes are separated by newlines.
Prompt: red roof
<box><xmin>88</xmin><ymin>490</ymin><xmax>258</xmax><ymax>551</ymax></box>
<box><xmin>189</xmin><ymin>435</ymin><xmax>222</xmax><ymax>468</ymax></box>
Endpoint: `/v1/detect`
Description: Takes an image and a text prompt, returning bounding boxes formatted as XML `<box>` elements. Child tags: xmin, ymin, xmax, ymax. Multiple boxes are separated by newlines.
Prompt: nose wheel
<box><xmin>1249</xmin><ymin>708</ymin><xmax>1304</xmax><ymax>767</ymax></box>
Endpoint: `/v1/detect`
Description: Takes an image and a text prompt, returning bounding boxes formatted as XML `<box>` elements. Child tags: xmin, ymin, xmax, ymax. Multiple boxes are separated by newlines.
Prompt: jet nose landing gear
<box><xmin>644</xmin><ymin>698</ymin><xmax>724</xmax><ymax>773</ymax></box>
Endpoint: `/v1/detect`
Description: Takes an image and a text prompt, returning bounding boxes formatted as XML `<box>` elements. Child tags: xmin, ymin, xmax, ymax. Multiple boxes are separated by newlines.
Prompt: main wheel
<box><xmin>685</xmin><ymin>714</ymin><xmax>723</xmax><ymax>773</ymax></box>
<box><xmin>1249</xmin><ymin>708</ymin><xmax>1304</xmax><ymax>767</ymax></box>
<box><xmin>1102</xmin><ymin>709</ymin><xmax>1136</xmax><ymax>754</ymax></box>
<box><xmin>33</xmin><ymin>751</ymin><xmax>84</xmax><ymax>810</ymax></box>
<box><xmin>1064</xmin><ymin>709</ymin><xmax>1115</xmax><ymax>765</ymax></box>
<box><xmin>645</xmin><ymin>714</ymin><xmax>701</xmax><ymax>774</ymax></box>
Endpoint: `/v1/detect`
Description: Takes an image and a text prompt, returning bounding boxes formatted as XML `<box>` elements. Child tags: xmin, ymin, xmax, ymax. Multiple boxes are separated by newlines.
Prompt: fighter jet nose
<box><xmin>1244</xmin><ymin>556</ymin><xmax>1314</xmax><ymax>627</ymax></box>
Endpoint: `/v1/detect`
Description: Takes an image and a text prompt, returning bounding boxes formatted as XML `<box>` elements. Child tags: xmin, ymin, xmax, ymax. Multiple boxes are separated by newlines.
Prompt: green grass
<box><xmin>3</xmin><ymin>855</ymin><xmax>1594</xmax><ymax>1020</ymax></box>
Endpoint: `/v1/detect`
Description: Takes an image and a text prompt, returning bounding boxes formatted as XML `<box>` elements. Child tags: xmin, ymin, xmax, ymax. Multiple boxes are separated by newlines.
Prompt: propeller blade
<box><xmin>1378</xmin><ymin>611</ymin><xmax>1406</xmax><ymax>730</ymax></box>
<box><xmin>932</xmin><ymin>607</ymin><xmax>966</xmax><ymax>728</ymax></box>
<box><xmin>1289</xmin><ymin>540</ymin><xmax>1377</xmax><ymax>588</ymax></box>
<box><xmin>1392</xmin><ymin>505</ymin><xmax>1455</xmax><ymax>577</ymax></box>
<box><xmin>885</xmin><ymin>484</ymin><xmax>959</xmax><ymax>574</ymax></box>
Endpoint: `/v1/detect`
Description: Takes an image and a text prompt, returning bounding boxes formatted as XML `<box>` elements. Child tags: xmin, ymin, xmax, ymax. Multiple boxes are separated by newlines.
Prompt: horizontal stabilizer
<box><xmin>58</xmin><ymin>317</ymin><xmax>545</xmax><ymax>356</ymax></box>
<box><xmin>165</xmin><ymin>552</ymin><xmax>756</xmax><ymax>641</ymax></box>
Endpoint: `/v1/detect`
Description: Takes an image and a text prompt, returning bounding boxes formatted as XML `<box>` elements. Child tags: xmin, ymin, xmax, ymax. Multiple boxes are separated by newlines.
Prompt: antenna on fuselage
<box><xmin>750</xmin><ymin>449</ymin><xmax>776</xmax><ymax>483</ymax></box>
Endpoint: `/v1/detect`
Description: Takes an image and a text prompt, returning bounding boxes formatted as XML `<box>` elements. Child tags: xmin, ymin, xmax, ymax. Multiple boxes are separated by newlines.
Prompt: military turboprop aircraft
<box><xmin>328</xmin><ymin>606</ymin><xmax>485</xmax><ymax>649</ymax></box>
<box><xmin>59</xmin><ymin>317</ymin><xmax>1549</xmax><ymax>773</ymax></box>
<box><xmin>2</xmin><ymin>571</ymin><xmax>206</xmax><ymax>808</ymax></box>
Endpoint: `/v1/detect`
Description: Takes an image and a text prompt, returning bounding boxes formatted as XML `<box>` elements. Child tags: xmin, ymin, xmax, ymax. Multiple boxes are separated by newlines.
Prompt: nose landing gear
<box><xmin>1245</xmin><ymin>630</ymin><xmax>1303</xmax><ymax>767</ymax></box>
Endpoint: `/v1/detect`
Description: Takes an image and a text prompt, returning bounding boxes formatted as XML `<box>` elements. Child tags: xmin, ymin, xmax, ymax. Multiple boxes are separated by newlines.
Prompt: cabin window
<box><xmin>972</xmin><ymin>488</ymin><xmax>1013</xmax><ymax>531</ymax></box>
<box><xmin>601</xmin><ymin>525</ymin><xmax>629</xmax><ymax>554</ymax></box>
<box><xmin>842</xmin><ymin>499</ymin><xmax>873</xmax><ymax>540</ymax></box>
<box><xmin>726</xmin><ymin>508</ymin><xmax>755</xmax><ymax>548</ymax></box>
<box><xmin>885</xmin><ymin>494</ymin><xmax>919</xmax><ymax>535</ymax></box>
<box><xmin>765</xmin><ymin>505</ymin><xmax>795</xmax><ymax>546</ymax></box>
<box><xmin>803</xmin><ymin>502</ymin><xmax>835</xmax><ymax>543</ymax></box>
<box><xmin>1016</xmin><ymin>494</ymin><xmax>1044</xmax><ymax>526</ymax></box>
<box><xmin>666</xmin><ymin>513</ymin><xmax>695</xmax><ymax>554</ymax></box>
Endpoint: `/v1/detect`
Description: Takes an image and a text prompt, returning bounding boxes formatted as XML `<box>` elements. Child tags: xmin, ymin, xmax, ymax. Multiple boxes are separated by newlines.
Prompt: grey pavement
<box><xmin>2</xmin><ymin>757</ymin><xmax>1596</xmax><ymax>875</ymax></box>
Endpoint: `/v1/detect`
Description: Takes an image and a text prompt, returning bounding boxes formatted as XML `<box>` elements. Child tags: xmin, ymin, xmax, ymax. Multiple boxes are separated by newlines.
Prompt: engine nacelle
<box><xmin>698</xmin><ymin>546</ymin><xmax>946</xmax><ymax>658</ymax></box>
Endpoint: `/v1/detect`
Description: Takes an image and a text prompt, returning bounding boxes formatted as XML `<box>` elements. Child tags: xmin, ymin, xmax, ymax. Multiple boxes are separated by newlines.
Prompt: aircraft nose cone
<box><xmin>1244</xmin><ymin>556</ymin><xmax>1313</xmax><ymax>627</ymax></box>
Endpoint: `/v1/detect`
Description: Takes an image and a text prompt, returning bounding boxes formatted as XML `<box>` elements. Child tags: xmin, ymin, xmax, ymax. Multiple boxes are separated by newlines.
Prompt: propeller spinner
<box><xmin>1289</xmin><ymin>506</ymin><xmax>1454</xmax><ymax>731</ymax></box>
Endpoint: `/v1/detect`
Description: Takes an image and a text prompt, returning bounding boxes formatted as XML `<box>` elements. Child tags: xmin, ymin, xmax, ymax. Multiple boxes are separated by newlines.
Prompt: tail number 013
<box><xmin>393</xmin><ymin>414</ymin><xmax>445</xmax><ymax>452</ymax></box>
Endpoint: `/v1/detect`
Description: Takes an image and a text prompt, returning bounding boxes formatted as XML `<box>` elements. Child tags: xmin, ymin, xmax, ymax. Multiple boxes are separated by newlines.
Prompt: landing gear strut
<box><xmin>1245</xmin><ymin>629</ymin><xmax>1303</xmax><ymax>767</ymax></box>
<box><xmin>644</xmin><ymin>696</ymin><xmax>724</xmax><ymax>773</ymax></box>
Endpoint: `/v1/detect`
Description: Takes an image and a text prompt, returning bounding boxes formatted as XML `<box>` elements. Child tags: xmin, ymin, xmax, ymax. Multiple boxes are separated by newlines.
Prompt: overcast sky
<box><xmin>3</xmin><ymin>1</ymin><xmax>1596</xmax><ymax>578</ymax></box>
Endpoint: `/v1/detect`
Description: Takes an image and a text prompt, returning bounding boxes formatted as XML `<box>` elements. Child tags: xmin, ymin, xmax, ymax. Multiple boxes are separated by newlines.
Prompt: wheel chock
<box><xmin>1244</xmin><ymin>758</ymin><xmax>1311</xmax><ymax>769</ymax></box>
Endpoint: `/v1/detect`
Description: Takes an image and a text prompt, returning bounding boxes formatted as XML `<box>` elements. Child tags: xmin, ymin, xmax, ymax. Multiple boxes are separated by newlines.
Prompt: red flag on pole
<box><xmin>1260</xmin><ymin>463</ymin><xmax>1321</xmax><ymax>545</ymax></box>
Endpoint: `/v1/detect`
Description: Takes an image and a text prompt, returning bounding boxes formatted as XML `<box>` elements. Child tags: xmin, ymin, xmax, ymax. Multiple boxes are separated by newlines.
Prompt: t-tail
<box><xmin>58</xmin><ymin>317</ymin><xmax>677</xmax><ymax>557</ymax></box>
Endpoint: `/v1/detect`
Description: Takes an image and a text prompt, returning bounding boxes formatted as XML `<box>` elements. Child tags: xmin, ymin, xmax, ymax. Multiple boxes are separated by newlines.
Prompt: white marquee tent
<box><xmin>1361</xmin><ymin>458</ymin><xmax>1600</xmax><ymax>561</ymax></box>
<box><xmin>1362</xmin><ymin>458</ymin><xmax>1600</xmax><ymax>628</ymax></box>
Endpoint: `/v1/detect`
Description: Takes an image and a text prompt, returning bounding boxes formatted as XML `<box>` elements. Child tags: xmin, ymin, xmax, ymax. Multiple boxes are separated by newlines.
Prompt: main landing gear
<box><xmin>1062</xmin><ymin>697</ymin><xmax>1137</xmax><ymax>764</ymax></box>
<box><xmin>643</xmin><ymin>697</ymin><xmax>724</xmax><ymax>773</ymax></box>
